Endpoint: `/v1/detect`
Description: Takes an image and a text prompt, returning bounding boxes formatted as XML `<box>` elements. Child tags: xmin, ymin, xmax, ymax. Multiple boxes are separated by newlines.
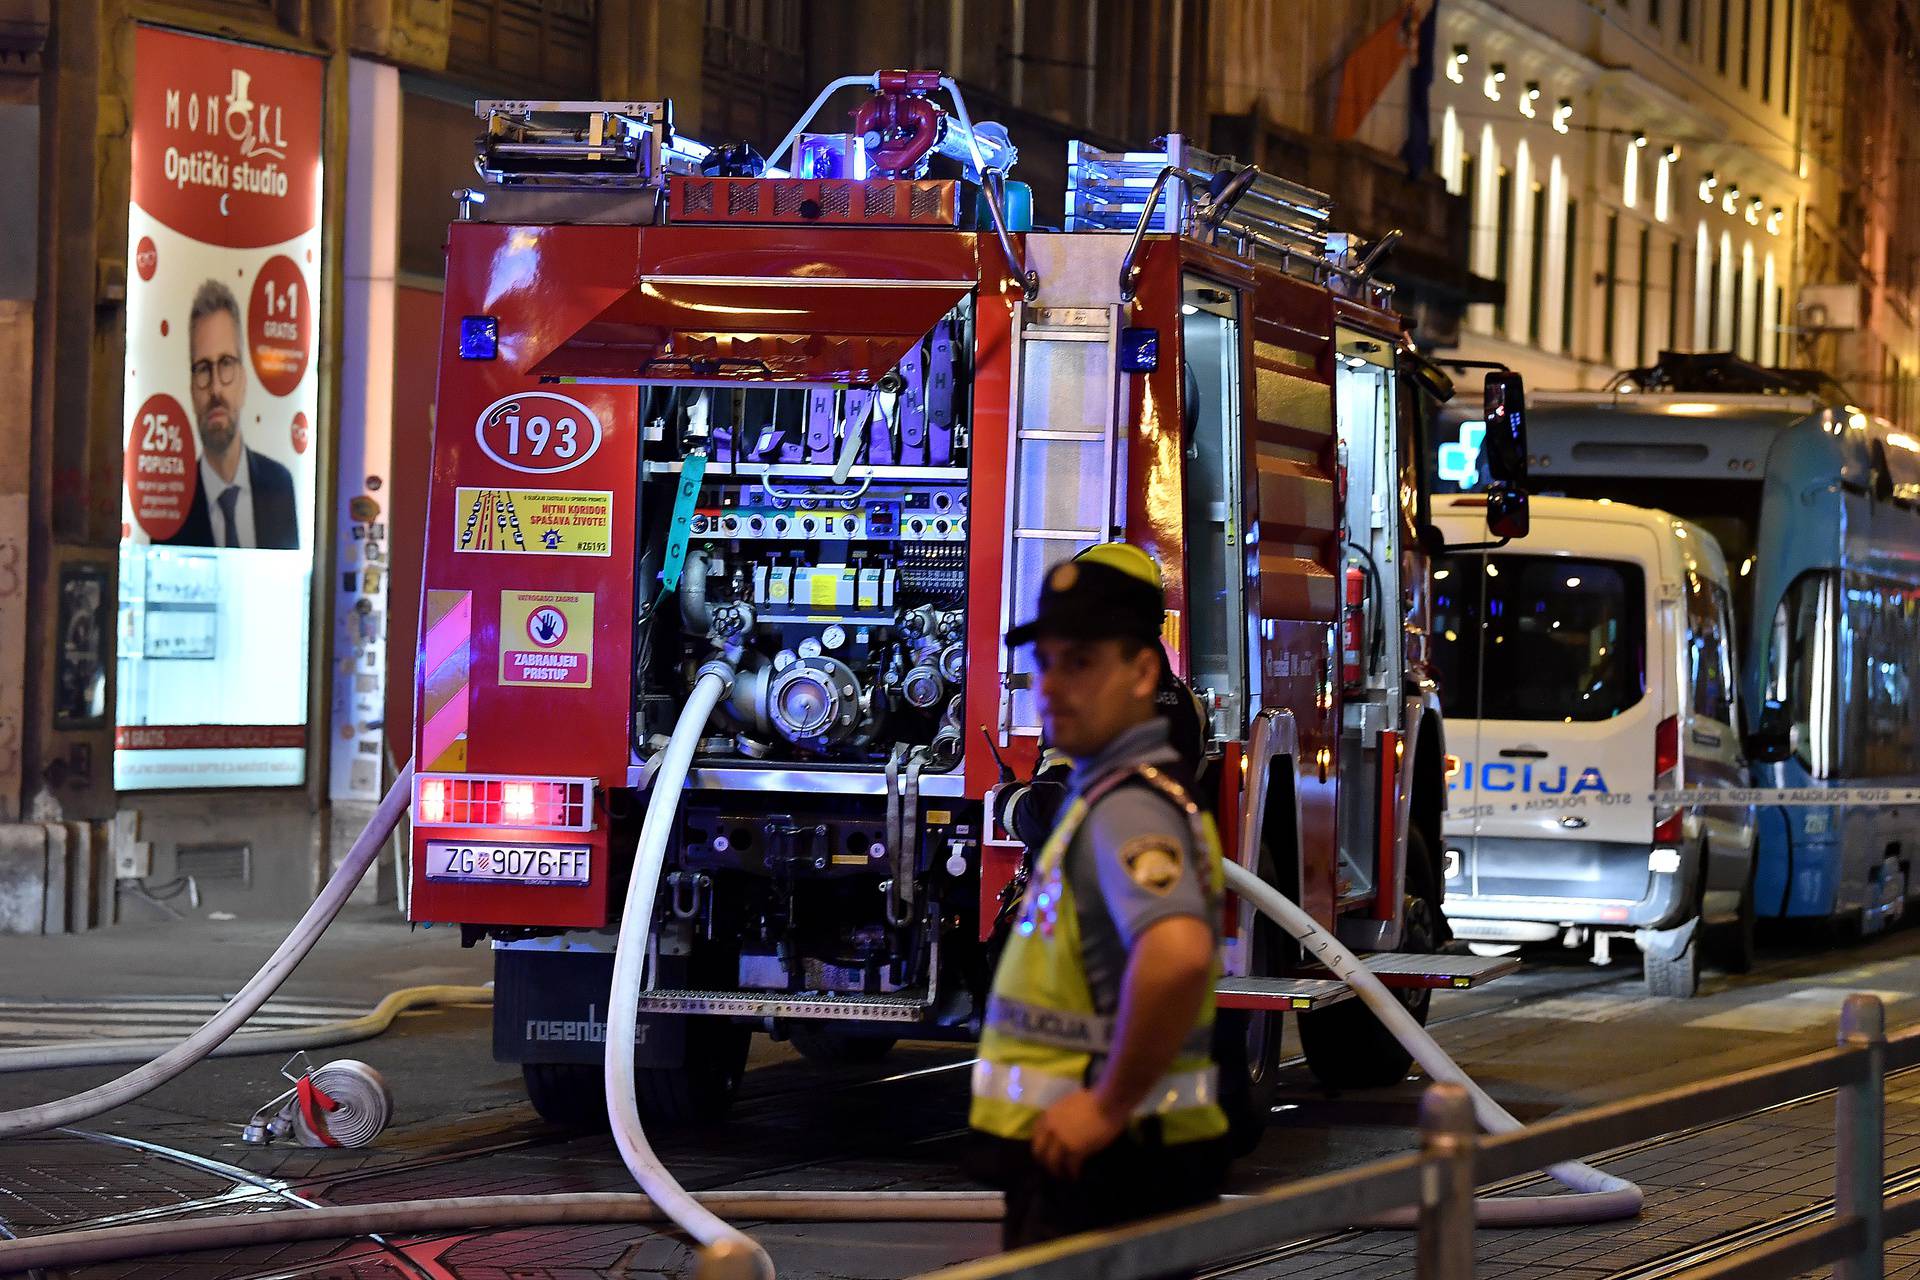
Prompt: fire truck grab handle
<box><xmin>1119</xmin><ymin>165</ymin><xmax>1207</xmax><ymax>303</ymax></box>
<box><xmin>940</xmin><ymin>77</ymin><xmax>1039</xmax><ymax>300</ymax></box>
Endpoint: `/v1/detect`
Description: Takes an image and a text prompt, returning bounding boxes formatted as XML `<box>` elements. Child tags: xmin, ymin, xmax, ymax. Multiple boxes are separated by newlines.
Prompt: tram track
<box><xmin>1200</xmin><ymin>1056</ymin><xmax>1920</xmax><ymax>1279</ymax></box>
<box><xmin>0</xmin><ymin>963</ymin><xmax>1720</xmax><ymax>1277</ymax></box>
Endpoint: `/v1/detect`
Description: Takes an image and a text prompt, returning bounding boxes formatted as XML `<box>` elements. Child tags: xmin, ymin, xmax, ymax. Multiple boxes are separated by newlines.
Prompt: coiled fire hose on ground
<box><xmin>0</xmin><ymin>704</ymin><xmax>1640</xmax><ymax>1275</ymax></box>
<box><xmin>0</xmin><ymin>986</ymin><xmax>494</xmax><ymax>1075</ymax></box>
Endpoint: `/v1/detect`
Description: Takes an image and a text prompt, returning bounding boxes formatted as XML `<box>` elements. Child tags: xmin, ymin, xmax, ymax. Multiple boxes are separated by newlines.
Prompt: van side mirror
<box><xmin>1482</xmin><ymin>372</ymin><xmax>1529</xmax><ymax>486</ymax></box>
<box><xmin>1743</xmin><ymin>700</ymin><xmax>1793</xmax><ymax>763</ymax></box>
<box><xmin>1486</xmin><ymin>484</ymin><xmax>1530</xmax><ymax>540</ymax></box>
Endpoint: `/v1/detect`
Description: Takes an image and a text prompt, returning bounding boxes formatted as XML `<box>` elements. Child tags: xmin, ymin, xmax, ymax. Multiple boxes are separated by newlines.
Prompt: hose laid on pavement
<box><xmin>1223</xmin><ymin>861</ymin><xmax>1645</xmax><ymax>1225</ymax></box>
<box><xmin>0</xmin><ymin>985</ymin><xmax>494</xmax><ymax>1074</ymax></box>
<box><xmin>0</xmin><ymin>733</ymin><xmax>1638</xmax><ymax>1276</ymax></box>
<box><xmin>0</xmin><ymin>761</ymin><xmax>416</xmax><ymax>1140</ymax></box>
<box><xmin>0</xmin><ymin>1191</ymin><xmax>1004</xmax><ymax>1273</ymax></box>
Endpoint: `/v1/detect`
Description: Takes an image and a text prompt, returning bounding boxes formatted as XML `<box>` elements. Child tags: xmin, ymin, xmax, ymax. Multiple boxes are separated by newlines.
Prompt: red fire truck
<box><xmin>408</xmin><ymin>72</ymin><xmax>1529</xmax><ymax>1144</ymax></box>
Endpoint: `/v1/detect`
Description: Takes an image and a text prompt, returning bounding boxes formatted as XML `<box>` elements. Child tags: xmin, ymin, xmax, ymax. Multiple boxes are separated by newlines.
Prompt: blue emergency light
<box><xmin>1119</xmin><ymin>327</ymin><xmax>1159</xmax><ymax>373</ymax></box>
<box><xmin>459</xmin><ymin>316</ymin><xmax>499</xmax><ymax>360</ymax></box>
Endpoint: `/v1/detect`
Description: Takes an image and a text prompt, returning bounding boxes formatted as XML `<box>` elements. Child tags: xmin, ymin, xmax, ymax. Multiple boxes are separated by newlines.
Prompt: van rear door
<box><xmin>1434</xmin><ymin>547</ymin><xmax>1660</xmax><ymax>897</ymax></box>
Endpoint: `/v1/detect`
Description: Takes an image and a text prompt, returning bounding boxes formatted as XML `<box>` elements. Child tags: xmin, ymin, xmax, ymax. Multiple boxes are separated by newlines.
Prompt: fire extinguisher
<box><xmin>1336</xmin><ymin>440</ymin><xmax>1365</xmax><ymax>688</ymax></box>
<box><xmin>1342</xmin><ymin>562</ymin><xmax>1367</xmax><ymax>689</ymax></box>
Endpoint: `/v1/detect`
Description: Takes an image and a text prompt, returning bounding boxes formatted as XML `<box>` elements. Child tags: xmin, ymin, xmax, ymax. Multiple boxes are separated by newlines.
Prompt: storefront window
<box><xmin>114</xmin><ymin>27</ymin><xmax>324</xmax><ymax>790</ymax></box>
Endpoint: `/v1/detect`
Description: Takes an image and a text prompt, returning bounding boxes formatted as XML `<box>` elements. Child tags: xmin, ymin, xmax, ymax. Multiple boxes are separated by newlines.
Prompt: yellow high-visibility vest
<box><xmin>970</xmin><ymin>763</ymin><xmax>1227</xmax><ymax>1145</ymax></box>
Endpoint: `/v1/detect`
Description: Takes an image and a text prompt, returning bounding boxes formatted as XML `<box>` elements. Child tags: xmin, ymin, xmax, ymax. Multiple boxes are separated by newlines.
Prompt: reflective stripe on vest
<box><xmin>983</xmin><ymin>994</ymin><xmax>1213</xmax><ymax>1058</ymax></box>
<box><xmin>970</xmin><ymin>761</ymin><xmax>1227</xmax><ymax>1146</ymax></box>
<box><xmin>971</xmin><ymin>1060</ymin><xmax>1221</xmax><ymax>1118</ymax></box>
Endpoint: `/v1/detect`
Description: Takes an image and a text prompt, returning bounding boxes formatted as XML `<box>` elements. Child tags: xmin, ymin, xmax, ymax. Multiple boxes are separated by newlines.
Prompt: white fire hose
<box><xmin>1221</xmin><ymin>861</ymin><xmax>1644</xmax><ymax>1226</ymax></box>
<box><xmin>0</xmin><ymin>697</ymin><xmax>1641</xmax><ymax>1275</ymax></box>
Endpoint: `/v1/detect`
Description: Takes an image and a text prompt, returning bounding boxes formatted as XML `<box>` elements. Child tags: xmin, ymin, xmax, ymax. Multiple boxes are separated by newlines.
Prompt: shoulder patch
<box><xmin>1117</xmin><ymin>836</ymin><xmax>1184</xmax><ymax>896</ymax></box>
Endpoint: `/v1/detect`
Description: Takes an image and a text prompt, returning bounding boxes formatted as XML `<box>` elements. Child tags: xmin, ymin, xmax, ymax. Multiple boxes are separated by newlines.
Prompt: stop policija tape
<box><xmin>1452</xmin><ymin>786</ymin><xmax>1920</xmax><ymax>821</ymax></box>
<box><xmin>1647</xmin><ymin>787</ymin><xmax>1920</xmax><ymax>808</ymax></box>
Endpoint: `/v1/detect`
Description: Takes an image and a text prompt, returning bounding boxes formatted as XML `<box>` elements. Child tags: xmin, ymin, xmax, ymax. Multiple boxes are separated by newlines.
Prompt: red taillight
<box><xmin>419</xmin><ymin>778</ymin><xmax>447</xmax><ymax>824</ymax></box>
<box><xmin>1654</xmin><ymin>715</ymin><xmax>1679</xmax><ymax>784</ymax></box>
<box><xmin>1652</xmin><ymin>715</ymin><xmax>1682</xmax><ymax>845</ymax></box>
<box><xmin>413</xmin><ymin>774</ymin><xmax>592</xmax><ymax>831</ymax></box>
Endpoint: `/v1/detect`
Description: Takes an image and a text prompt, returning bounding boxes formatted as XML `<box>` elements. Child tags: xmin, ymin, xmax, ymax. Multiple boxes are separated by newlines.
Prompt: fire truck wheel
<box><xmin>636</xmin><ymin>1018</ymin><xmax>753</xmax><ymax>1126</ymax></box>
<box><xmin>787</xmin><ymin>1024</ymin><xmax>897</xmax><ymax>1065</ymax></box>
<box><xmin>1215</xmin><ymin>1007</ymin><xmax>1282</xmax><ymax>1157</ymax></box>
<box><xmin>521</xmin><ymin>1062</ymin><xmax>611</xmax><ymax>1130</ymax></box>
<box><xmin>1298</xmin><ymin>834</ymin><xmax>1438</xmax><ymax>1091</ymax></box>
<box><xmin>1216</xmin><ymin>907</ymin><xmax>1284</xmax><ymax>1157</ymax></box>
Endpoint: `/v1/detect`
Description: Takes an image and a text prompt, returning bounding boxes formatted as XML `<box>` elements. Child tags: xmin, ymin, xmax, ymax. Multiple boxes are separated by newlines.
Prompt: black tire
<box><xmin>788</xmin><ymin>1024</ymin><xmax>897</xmax><ymax>1065</ymax></box>
<box><xmin>522</xmin><ymin>1061</ymin><xmax>611</xmax><ymax>1130</ymax></box>
<box><xmin>1708</xmin><ymin>863</ymin><xmax>1757</xmax><ymax>975</ymax></box>
<box><xmin>1644</xmin><ymin>928</ymin><xmax>1701</xmax><ymax>997</ymax></box>
<box><xmin>1299</xmin><ymin>832</ymin><xmax>1438</xmax><ymax>1091</ymax></box>
<box><xmin>1217</xmin><ymin>848</ymin><xmax>1287</xmax><ymax>1155</ymax></box>
<box><xmin>1215</xmin><ymin>1006</ymin><xmax>1282</xmax><ymax>1157</ymax></box>
<box><xmin>635</xmin><ymin>1019</ymin><xmax>753</xmax><ymax>1127</ymax></box>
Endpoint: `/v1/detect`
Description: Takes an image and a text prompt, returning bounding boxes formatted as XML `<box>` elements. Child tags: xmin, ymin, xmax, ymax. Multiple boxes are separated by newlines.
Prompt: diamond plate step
<box><xmin>633</xmin><ymin>989</ymin><xmax>929</xmax><ymax>1022</ymax></box>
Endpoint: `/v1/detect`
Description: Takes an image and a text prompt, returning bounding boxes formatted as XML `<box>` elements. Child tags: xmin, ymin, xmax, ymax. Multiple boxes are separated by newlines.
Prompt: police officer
<box><xmin>969</xmin><ymin>542</ymin><xmax>1232</xmax><ymax>1248</ymax></box>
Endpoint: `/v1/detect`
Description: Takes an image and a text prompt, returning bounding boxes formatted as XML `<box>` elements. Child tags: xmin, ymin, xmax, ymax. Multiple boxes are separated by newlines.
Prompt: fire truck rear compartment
<box><xmin>616</xmin><ymin>297</ymin><xmax>981</xmax><ymax>1031</ymax></box>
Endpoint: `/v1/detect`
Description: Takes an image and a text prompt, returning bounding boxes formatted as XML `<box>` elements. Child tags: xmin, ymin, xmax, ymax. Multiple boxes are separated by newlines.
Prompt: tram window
<box><xmin>1432</xmin><ymin>555</ymin><xmax>1646</xmax><ymax>722</ymax></box>
<box><xmin>1768</xmin><ymin>570</ymin><xmax>1833</xmax><ymax>775</ymax></box>
<box><xmin>1686</xmin><ymin>572</ymin><xmax>1735</xmax><ymax>724</ymax></box>
<box><xmin>1840</xmin><ymin>571</ymin><xmax>1920</xmax><ymax>778</ymax></box>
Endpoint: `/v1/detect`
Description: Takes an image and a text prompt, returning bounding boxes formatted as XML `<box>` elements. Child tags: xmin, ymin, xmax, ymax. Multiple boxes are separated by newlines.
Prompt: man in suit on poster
<box><xmin>163</xmin><ymin>279</ymin><xmax>300</xmax><ymax>550</ymax></box>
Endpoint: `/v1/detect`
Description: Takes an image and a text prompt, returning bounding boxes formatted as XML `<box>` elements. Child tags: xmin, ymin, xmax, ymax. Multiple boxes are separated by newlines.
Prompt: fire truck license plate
<box><xmin>424</xmin><ymin>841</ymin><xmax>591</xmax><ymax>885</ymax></box>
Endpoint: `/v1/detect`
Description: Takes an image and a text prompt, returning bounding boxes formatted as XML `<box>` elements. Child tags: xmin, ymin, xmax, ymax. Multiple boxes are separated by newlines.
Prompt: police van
<box><xmin>1430</xmin><ymin>496</ymin><xmax>1757</xmax><ymax>996</ymax></box>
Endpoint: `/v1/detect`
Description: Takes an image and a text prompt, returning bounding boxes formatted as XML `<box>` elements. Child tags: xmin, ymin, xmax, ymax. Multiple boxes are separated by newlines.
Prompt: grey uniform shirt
<box><xmin>1061</xmin><ymin>719</ymin><xmax>1215</xmax><ymax>1017</ymax></box>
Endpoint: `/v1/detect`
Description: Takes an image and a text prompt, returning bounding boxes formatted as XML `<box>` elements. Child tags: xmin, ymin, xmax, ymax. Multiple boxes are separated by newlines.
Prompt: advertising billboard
<box><xmin>115</xmin><ymin>26</ymin><xmax>324</xmax><ymax>790</ymax></box>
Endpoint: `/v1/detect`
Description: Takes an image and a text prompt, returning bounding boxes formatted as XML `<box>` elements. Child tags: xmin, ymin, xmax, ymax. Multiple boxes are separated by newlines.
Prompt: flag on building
<box><xmin>1333</xmin><ymin>1</ymin><xmax>1434</xmax><ymax>142</ymax></box>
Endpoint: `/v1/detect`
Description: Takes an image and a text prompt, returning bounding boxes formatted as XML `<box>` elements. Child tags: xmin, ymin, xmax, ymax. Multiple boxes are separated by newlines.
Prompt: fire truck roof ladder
<box><xmin>1069</xmin><ymin>137</ymin><xmax>1397</xmax><ymax>308</ymax></box>
<box><xmin>472</xmin><ymin>100</ymin><xmax>683</xmax><ymax>186</ymax></box>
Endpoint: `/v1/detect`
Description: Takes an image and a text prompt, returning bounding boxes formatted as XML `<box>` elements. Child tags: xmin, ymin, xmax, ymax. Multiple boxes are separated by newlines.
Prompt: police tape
<box><xmin>1451</xmin><ymin>786</ymin><xmax>1920</xmax><ymax>821</ymax></box>
<box><xmin>1649</xmin><ymin>786</ymin><xmax>1920</xmax><ymax>808</ymax></box>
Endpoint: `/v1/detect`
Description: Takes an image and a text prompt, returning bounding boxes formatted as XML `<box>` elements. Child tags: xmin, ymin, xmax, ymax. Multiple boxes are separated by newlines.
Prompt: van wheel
<box><xmin>1300</xmin><ymin>833</ymin><xmax>1437</xmax><ymax>1090</ymax></box>
<box><xmin>1708</xmin><ymin>866</ymin><xmax>1757</xmax><ymax>974</ymax></box>
<box><xmin>1643</xmin><ymin>927</ymin><xmax>1701</xmax><ymax>997</ymax></box>
<box><xmin>522</xmin><ymin>1062</ymin><xmax>610</xmax><ymax>1130</ymax></box>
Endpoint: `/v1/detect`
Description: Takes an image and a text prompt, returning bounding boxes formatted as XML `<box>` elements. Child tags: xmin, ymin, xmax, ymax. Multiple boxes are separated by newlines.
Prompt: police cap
<box><xmin>1006</xmin><ymin>542</ymin><xmax>1165</xmax><ymax>647</ymax></box>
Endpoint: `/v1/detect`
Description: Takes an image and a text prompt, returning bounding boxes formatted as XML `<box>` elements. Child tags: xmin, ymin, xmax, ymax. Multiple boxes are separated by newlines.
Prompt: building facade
<box><xmin>11</xmin><ymin>0</ymin><xmax>1910</xmax><ymax>926</ymax></box>
<box><xmin>1370</xmin><ymin>0</ymin><xmax>1920</xmax><ymax>420</ymax></box>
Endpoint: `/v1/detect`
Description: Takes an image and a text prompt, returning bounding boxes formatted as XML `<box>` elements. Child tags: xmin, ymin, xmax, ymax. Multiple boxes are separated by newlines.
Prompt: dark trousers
<box><xmin>969</xmin><ymin>1129</ymin><xmax>1233</xmax><ymax>1253</ymax></box>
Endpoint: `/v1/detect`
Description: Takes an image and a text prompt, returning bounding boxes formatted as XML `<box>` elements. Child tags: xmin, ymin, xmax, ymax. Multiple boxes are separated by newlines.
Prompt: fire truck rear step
<box><xmin>1215</xmin><ymin>977</ymin><xmax>1356</xmax><ymax>1012</ymax></box>
<box><xmin>1215</xmin><ymin>953</ymin><xmax>1518</xmax><ymax>1012</ymax></box>
<box><xmin>633</xmin><ymin>989</ymin><xmax>929</xmax><ymax>1022</ymax></box>
<box><xmin>1364</xmin><ymin>951</ymin><xmax>1520</xmax><ymax>988</ymax></box>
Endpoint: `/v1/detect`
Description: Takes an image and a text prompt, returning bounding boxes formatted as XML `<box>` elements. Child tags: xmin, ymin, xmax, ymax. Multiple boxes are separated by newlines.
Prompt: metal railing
<box><xmin>695</xmin><ymin>992</ymin><xmax>1918</xmax><ymax>1280</ymax></box>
